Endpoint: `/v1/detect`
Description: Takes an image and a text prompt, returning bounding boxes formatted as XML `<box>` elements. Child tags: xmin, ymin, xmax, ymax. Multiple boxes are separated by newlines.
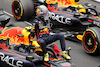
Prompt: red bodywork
<box><xmin>0</xmin><ymin>26</ymin><xmax>31</xmax><ymax>49</ymax></box>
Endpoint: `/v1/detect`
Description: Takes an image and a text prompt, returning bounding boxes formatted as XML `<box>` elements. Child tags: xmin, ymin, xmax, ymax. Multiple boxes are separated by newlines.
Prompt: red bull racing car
<box><xmin>0</xmin><ymin>9</ymin><xmax>75</xmax><ymax>67</ymax></box>
<box><xmin>11</xmin><ymin>0</ymin><xmax>100</xmax><ymax>55</ymax></box>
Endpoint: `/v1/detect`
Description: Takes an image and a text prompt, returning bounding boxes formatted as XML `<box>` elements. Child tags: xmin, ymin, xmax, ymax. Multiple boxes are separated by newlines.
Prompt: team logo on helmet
<box><xmin>36</xmin><ymin>8</ymin><xmax>41</xmax><ymax>16</ymax></box>
<box><xmin>44</xmin><ymin>8</ymin><xmax>48</xmax><ymax>12</ymax></box>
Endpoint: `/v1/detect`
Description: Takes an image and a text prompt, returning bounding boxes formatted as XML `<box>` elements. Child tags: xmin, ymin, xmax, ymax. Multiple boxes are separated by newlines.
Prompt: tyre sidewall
<box><xmin>12</xmin><ymin>0</ymin><xmax>34</xmax><ymax>20</ymax></box>
<box><xmin>82</xmin><ymin>27</ymin><xmax>100</xmax><ymax>54</ymax></box>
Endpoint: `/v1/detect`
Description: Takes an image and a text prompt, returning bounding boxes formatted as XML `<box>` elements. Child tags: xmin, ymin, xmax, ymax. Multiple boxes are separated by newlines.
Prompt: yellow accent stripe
<box><xmin>76</xmin><ymin>35</ymin><xmax>83</xmax><ymax>41</ymax></box>
<box><xmin>19</xmin><ymin>2</ymin><xmax>23</xmax><ymax>17</ymax></box>
<box><xmin>86</xmin><ymin>29</ymin><xmax>96</xmax><ymax>37</ymax></box>
<box><xmin>13</xmin><ymin>0</ymin><xmax>23</xmax><ymax>20</ymax></box>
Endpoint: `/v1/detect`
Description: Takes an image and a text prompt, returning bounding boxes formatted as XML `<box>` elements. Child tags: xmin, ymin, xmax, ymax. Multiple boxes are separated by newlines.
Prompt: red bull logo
<box><xmin>47</xmin><ymin>4</ymin><xmax>59</xmax><ymax>11</ymax></box>
<box><xmin>36</xmin><ymin>8</ymin><xmax>41</xmax><ymax>16</ymax></box>
<box><xmin>46</xmin><ymin>0</ymin><xmax>80</xmax><ymax>6</ymax></box>
<box><xmin>46</xmin><ymin>0</ymin><xmax>80</xmax><ymax>11</ymax></box>
<box><xmin>0</xmin><ymin>27</ymin><xmax>31</xmax><ymax>46</ymax></box>
<box><xmin>42</xmin><ymin>28</ymin><xmax>49</xmax><ymax>32</ymax></box>
<box><xmin>46</xmin><ymin>0</ymin><xmax>72</xmax><ymax>7</ymax></box>
<box><xmin>44</xmin><ymin>8</ymin><xmax>48</xmax><ymax>12</ymax></box>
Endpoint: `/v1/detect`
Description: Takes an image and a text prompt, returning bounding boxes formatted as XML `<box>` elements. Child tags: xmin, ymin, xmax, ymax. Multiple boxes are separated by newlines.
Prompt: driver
<box><xmin>32</xmin><ymin>5</ymin><xmax>71</xmax><ymax>61</ymax></box>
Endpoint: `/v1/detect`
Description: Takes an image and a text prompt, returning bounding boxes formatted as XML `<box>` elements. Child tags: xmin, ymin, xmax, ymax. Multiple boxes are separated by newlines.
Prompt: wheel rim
<box><xmin>12</xmin><ymin>1</ymin><xmax>21</xmax><ymax>18</ymax></box>
<box><xmin>88</xmin><ymin>8</ymin><xmax>99</xmax><ymax>16</ymax></box>
<box><xmin>83</xmin><ymin>32</ymin><xmax>96</xmax><ymax>52</ymax></box>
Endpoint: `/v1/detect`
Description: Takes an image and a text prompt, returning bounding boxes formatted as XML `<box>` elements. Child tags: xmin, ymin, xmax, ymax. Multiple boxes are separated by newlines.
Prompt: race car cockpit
<box><xmin>62</xmin><ymin>3</ymin><xmax>99</xmax><ymax>17</ymax></box>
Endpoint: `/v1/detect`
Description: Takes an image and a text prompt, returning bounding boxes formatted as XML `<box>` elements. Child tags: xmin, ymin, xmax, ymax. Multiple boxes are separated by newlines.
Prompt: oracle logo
<box><xmin>0</xmin><ymin>52</ymin><xmax>23</xmax><ymax>67</ymax></box>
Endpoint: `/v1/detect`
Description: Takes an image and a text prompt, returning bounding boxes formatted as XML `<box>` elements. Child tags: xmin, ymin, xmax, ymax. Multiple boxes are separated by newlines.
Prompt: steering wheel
<box><xmin>87</xmin><ymin>8</ymin><xmax>99</xmax><ymax>16</ymax></box>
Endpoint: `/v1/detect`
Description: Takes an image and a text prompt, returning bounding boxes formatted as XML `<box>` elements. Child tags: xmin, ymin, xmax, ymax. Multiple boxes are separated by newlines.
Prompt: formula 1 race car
<box><xmin>11</xmin><ymin>0</ymin><xmax>100</xmax><ymax>55</ymax></box>
<box><xmin>0</xmin><ymin>9</ymin><xmax>75</xmax><ymax>67</ymax></box>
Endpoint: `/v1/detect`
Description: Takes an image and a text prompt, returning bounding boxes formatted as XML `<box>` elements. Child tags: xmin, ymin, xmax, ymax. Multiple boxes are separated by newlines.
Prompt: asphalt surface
<box><xmin>0</xmin><ymin>0</ymin><xmax>100</xmax><ymax>67</ymax></box>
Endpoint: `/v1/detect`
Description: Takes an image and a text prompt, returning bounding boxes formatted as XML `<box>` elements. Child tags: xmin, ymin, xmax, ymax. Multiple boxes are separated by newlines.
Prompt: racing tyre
<box><xmin>82</xmin><ymin>27</ymin><xmax>100</xmax><ymax>55</ymax></box>
<box><xmin>12</xmin><ymin>0</ymin><xmax>34</xmax><ymax>20</ymax></box>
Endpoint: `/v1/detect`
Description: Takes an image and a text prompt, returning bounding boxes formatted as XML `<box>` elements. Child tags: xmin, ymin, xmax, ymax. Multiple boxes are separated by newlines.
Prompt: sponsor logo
<box><xmin>93</xmin><ymin>21</ymin><xmax>100</xmax><ymax>26</ymax></box>
<box><xmin>0</xmin><ymin>52</ymin><xmax>23</xmax><ymax>67</ymax></box>
<box><xmin>49</xmin><ymin>12</ymin><xmax>72</xmax><ymax>25</ymax></box>
<box><xmin>46</xmin><ymin>0</ymin><xmax>71</xmax><ymax>7</ymax></box>
<box><xmin>0</xmin><ymin>27</ymin><xmax>30</xmax><ymax>45</ymax></box>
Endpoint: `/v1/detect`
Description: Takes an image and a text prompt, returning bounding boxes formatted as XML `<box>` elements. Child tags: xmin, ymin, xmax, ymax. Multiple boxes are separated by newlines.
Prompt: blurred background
<box><xmin>0</xmin><ymin>0</ymin><xmax>100</xmax><ymax>67</ymax></box>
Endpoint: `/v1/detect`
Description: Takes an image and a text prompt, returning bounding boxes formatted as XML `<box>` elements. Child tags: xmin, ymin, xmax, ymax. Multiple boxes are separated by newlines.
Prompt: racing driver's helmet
<box><xmin>36</xmin><ymin>5</ymin><xmax>49</xmax><ymax>21</ymax></box>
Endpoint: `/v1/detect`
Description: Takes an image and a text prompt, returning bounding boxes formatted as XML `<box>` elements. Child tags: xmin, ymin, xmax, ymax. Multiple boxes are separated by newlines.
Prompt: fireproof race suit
<box><xmin>32</xmin><ymin>17</ymin><xmax>66</xmax><ymax>54</ymax></box>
